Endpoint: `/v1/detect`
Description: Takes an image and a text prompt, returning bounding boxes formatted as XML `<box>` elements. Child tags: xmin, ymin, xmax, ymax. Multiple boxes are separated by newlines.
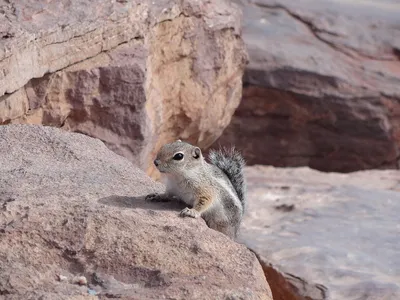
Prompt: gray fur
<box><xmin>148</xmin><ymin>140</ymin><xmax>246</xmax><ymax>239</ymax></box>
<box><xmin>208</xmin><ymin>148</ymin><xmax>246</xmax><ymax>213</ymax></box>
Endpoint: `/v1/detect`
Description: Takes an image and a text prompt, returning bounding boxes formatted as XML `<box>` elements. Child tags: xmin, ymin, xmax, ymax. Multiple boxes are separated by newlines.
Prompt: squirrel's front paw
<box><xmin>145</xmin><ymin>193</ymin><xmax>172</xmax><ymax>202</ymax></box>
<box><xmin>179</xmin><ymin>207</ymin><xmax>200</xmax><ymax>218</ymax></box>
<box><xmin>145</xmin><ymin>193</ymin><xmax>161</xmax><ymax>202</ymax></box>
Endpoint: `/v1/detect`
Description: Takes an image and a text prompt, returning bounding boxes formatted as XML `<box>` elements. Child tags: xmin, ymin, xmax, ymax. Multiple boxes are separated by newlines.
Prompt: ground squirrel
<box><xmin>146</xmin><ymin>140</ymin><xmax>246</xmax><ymax>239</ymax></box>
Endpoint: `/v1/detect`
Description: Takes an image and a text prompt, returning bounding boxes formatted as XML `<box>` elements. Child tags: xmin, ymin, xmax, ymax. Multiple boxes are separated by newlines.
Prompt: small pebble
<box><xmin>88</xmin><ymin>288</ymin><xmax>97</xmax><ymax>295</ymax></box>
<box><xmin>58</xmin><ymin>275</ymin><xmax>68</xmax><ymax>282</ymax></box>
<box><xmin>73</xmin><ymin>276</ymin><xmax>88</xmax><ymax>286</ymax></box>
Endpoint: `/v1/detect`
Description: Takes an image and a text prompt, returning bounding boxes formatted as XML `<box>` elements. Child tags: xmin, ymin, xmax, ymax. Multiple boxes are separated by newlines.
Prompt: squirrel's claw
<box><xmin>145</xmin><ymin>193</ymin><xmax>172</xmax><ymax>202</ymax></box>
<box><xmin>179</xmin><ymin>207</ymin><xmax>200</xmax><ymax>218</ymax></box>
<box><xmin>145</xmin><ymin>193</ymin><xmax>164</xmax><ymax>202</ymax></box>
<box><xmin>145</xmin><ymin>193</ymin><xmax>159</xmax><ymax>201</ymax></box>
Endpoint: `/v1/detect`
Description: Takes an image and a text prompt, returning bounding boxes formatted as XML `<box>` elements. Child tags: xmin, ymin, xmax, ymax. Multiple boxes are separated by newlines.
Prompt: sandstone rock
<box><xmin>0</xmin><ymin>125</ymin><xmax>272</xmax><ymax>299</ymax></box>
<box><xmin>0</xmin><ymin>0</ymin><xmax>248</xmax><ymax>178</ymax></box>
<box><xmin>212</xmin><ymin>0</ymin><xmax>400</xmax><ymax>172</ymax></box>
<box><xmin>240</xmin><ymin>165</ymin><xmax>400</xmax><ymax>300</ymax></box>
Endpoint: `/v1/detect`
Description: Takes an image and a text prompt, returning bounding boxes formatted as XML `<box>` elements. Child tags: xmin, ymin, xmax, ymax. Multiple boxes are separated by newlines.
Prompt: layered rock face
<box><xmin>213</xmin><ymin>0</ymin><xmax>400</xmax><ymax>172</ymax></box>
<box><xmin>241</xmin><ymin>165</ymin><xmax>400</xmax><ymax>300</ymax></box>
<box><xmin>0</xmin><ymin>0</ymin><xmax>248</xmax><ymax>177</ymax></box>
<box><xmin>0</xmin><ymin>124</ymin><xmax>272</xmax><ymax>299</ymax></box>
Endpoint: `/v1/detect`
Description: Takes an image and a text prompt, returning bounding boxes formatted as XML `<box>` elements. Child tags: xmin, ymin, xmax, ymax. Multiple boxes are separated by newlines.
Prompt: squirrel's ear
<box><xmin>192</xmin><ymin>147</ymin><xmax>201</xmax><ymax>159</ymax></box>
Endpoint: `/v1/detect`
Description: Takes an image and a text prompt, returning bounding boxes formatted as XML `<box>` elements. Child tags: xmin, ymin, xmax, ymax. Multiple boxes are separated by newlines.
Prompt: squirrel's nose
<box><xmin>154</xmin><ymin>159</ymin><xmax>160</xmax><ymax>167</ymax></box>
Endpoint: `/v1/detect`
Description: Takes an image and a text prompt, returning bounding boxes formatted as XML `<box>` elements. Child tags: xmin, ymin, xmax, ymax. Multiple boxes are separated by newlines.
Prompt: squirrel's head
<box><xmin>153</xmin><ymin>140</ymin><xmax>203</xmax><ymax>175</ymax></box>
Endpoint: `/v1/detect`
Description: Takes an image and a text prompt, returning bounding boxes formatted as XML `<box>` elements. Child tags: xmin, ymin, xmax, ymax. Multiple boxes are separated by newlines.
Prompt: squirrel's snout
<box><xmin>154</xmin><ymin>159</ymin><xmax>160</xmax><ymax>167</ymax></box>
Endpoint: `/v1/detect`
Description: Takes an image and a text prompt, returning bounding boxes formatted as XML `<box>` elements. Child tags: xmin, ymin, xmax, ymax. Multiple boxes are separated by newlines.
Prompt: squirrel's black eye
<box><xmin>173</xmin><ymin>153</ymin><xmax>184</xmax><ymax>160</ymax></box>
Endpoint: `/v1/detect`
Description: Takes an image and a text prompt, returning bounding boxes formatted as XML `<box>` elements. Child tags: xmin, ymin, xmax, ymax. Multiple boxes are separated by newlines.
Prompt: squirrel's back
<box><xmin>208</xmin><ymin>148</ymin><xmax>246</xmax><ymax>212</ymax></box>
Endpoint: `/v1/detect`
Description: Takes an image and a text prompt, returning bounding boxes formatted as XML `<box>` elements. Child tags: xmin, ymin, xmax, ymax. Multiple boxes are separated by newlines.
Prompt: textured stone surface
<box><xmin>0</xmin><ymin>0</ymin><xmax>247</xmax><ymax>177</ymax></box>
<box><xmin>0</xmin><ymin>124</ymin><xmax>272</xmax><ymax>299</ymax></box>
<box><xmin>240</xmin><ymin>165</ymin><xmax>400</xmax><ymax>300</ymax></box>
<box><xmin>212</xmin><ymin>0</ymin><xmax>400</xmax><ymax>172</ymax></box>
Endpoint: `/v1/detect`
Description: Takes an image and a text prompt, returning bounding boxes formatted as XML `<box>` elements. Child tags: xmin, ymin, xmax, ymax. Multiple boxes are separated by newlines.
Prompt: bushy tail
<box><xmin>208</xmin><ymin>148</ymin><xmax>246</xmax><ymax>211</ymax></box>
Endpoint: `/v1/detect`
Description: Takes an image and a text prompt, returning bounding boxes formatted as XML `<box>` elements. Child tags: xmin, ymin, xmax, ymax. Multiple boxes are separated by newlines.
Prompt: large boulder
<box><xmin>0</xmin><ymin>0</ymin><xmax>248</xmax><ymax>178</ymax></box>
<box><xmin>0</xmin><ymin>124</ymin><xmax>272</xmax><ymax>299</ymax></box>
<box><xmin>240</xmin><ymin>165</ymin><xmax>400</xmax><ymax>300</ymax></box>
<box><xmin>212</xmin><ymin>0</ymin><xmax>400</xmax><ymax>172</ymax></box>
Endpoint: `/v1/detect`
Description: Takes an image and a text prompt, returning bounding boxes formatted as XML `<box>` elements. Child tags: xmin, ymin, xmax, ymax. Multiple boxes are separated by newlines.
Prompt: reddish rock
<box><xmin>0</xmin><ymin>124</ymin><xmax>272</xmax><ymax>299</ymax></box>
<box><xmin>212</xmin><ymin>0</ymin><xmax>400</xmax><ymax>172</ymax></box>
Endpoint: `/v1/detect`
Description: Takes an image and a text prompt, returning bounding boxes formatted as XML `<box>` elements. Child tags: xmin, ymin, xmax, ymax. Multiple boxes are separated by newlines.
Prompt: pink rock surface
<box><xmin>0</xmin><ymin>124</ymin><xmax>272</xmax><ymax>299</ymax></box>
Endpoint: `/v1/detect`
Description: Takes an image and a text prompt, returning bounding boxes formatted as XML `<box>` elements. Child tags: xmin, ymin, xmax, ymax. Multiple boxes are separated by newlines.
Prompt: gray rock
<box><xmin>240</xmin><ymin>165</ymin><xmax>400</xmax><ymax>300</ymax></box>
